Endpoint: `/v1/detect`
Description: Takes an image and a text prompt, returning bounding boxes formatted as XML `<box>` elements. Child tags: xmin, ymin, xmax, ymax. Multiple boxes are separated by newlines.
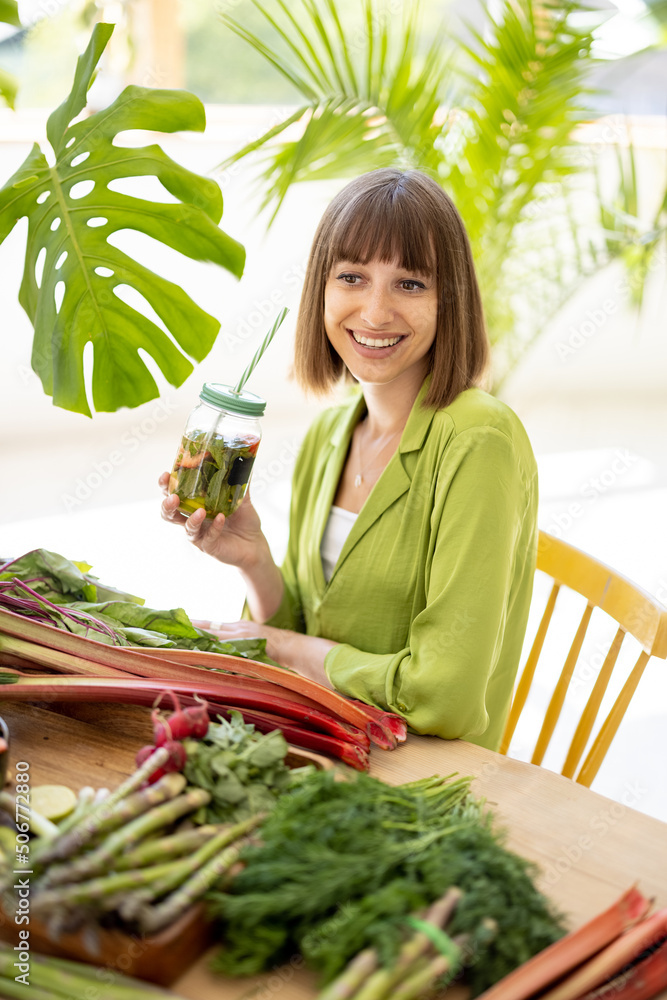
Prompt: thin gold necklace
<box><xmin>354</xmin><ymin>424</ymin><xmax>402</xmax><ymax>488</ymax></box>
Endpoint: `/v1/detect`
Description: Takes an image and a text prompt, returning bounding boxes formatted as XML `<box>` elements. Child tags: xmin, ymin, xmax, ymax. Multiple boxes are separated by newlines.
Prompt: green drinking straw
<box><xmin>233</xmin><ymin>306</ymin><xmax>289</xmax><ymax>394</ymax></box>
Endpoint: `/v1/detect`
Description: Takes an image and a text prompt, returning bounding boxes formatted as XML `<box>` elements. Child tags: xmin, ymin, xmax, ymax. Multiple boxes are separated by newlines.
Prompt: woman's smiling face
<box><xmin>323</xmin><ymin>257</ymin><xmax>438</xmax><ymax>389</ymax></box>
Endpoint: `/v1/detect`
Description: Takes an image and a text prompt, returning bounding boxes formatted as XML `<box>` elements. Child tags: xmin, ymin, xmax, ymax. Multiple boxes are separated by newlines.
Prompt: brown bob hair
<box><xmin>294</xmin><ymin>168</ymin><xmax>489</xmax><ymax>410</ymax></box>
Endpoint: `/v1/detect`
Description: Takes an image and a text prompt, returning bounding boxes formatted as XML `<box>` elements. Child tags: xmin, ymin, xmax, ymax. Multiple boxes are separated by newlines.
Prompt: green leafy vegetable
<box><xmin>183</xmin><ymin>712</ymin><xmax>297</xmax><ymax>824</ymax></box>
<box><xmin>0</xmin><ymin>548</ymin><xmax>274</xmax><ymax>662</ymax></box>
<box><xmin>71</xmin><ymin>602</ymin><xmax>200</xmax><ymax>639</ymax></box>
<box><xmin>0</xmin><ymin>22</ymin><xmax>245</xmax><ymax>416</ymax></box>
<box><xmin>208</xmin><ymin>771</ymin><xmax>564</xmax><ymax>993</ymax></box>
<box><xmin>0</xmin><ymin>549</ymin><xmax>143</xmax><ymax>605</ymax></box>
<box><xmin>170</xmin><ymin>431</ymin><xmax>260</xmax><ymax>518</ymax></box>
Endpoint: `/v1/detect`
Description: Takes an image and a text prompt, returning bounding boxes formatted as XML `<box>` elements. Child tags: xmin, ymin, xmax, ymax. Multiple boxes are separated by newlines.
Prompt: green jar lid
<box><xmin>199</xmin><ymin>383</ymin><xmax>266</xmax><ymax>417</ymax></box>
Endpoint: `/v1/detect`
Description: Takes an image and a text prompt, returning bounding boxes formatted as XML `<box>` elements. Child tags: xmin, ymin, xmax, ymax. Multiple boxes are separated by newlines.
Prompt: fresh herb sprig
<box><xmin>183</xmin><ymin>711</ymin><xmax>301</xmax><ymax>824</ymax></box>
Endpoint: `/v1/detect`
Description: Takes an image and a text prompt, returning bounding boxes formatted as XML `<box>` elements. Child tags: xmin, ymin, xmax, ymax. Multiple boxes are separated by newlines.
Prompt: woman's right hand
<box><xmin>159</xmin><ymin>472</ymin><xmax>268</xmax><ymax>570</ymax></box>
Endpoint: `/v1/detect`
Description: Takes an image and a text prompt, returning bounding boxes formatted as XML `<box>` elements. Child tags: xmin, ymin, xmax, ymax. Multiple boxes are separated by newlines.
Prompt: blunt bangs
<box><xmin>324</xmin><ymin>182</ymin><xmax>435</xmax><ymax>278</ymax></box>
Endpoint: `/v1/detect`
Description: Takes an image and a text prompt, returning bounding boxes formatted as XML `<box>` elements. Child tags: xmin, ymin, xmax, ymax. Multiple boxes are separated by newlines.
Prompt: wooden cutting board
<box><xmin>2</xmin><ymin>700</ymin><xmax>667</xmax><ymax>1000</ymax></box>
<box><xmin>0</xmin><ymin>701</ymin><xmax>333</xmax><ymax>990</ymax></box>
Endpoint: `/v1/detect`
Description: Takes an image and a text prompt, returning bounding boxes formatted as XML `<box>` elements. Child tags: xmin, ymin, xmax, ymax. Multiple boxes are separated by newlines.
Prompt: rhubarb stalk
<box><xmin>349</xmin><ymin>699</ymin><xmax>408</xmax><ymax>742</ymax></box>
<box><xmin>577</xmin><ymin>937</ymin><xmax>667</xmax><ymax>1000</ymax></box>
<box><xmin>0</xmin><ymin>674</ymin><xmax>372</xmax><ymax>769</ymax></box>
<box><xmin>121</xmin><ymin>645</ymin><xmax>397</xmax><ymax>747</ymax></box>
<box><xmin>475</xmin><ymin>886</ymin><xmax>652</xmax><ymax>1000</ymax></box>
<box><xmin>0</xmin><ymin>671</ymin><xmax>373</xmax><ymax>746</ymax></box>
<box><xmin>540</xmin><ymin>908</ymin><xmax>667</xmax><ymax>1000</ymax></box>
<box><xmin>0</xmin><ymin>606</ymin><xmax>396</xmax><ymax>746</ymax></box>
<box><xmin>212</xmin><ymin>705</ymin><xmax>369</xmax><ymax>770</ymax></box>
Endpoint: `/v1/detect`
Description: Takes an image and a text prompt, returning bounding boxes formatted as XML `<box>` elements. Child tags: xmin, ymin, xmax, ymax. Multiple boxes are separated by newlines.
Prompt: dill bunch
<box><xmin>207</xmin><ymin>770</ymin><xmax>564</xmax><ymax>994</ymax></box>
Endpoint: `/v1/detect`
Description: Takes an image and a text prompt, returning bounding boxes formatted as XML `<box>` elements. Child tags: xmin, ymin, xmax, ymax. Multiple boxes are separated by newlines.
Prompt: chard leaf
<box><xmin>71</xmin><ymin>601</ymin><xmax>200</xmax><ymax>639</ymax></box>
<box><xmin>114</xmin><ymin>626</ymin><xmax>176</xmax><ymax>647</ymax></box>
<box><xmin>72</xmin><ymin>560</ymin><xmax>93</xmax><ymax>574</ymax></box>
<box><xmin>84</xmin><ymin>578</ymin><xmax>145</xmax><ymax>606</ymax></box>
<box><xmin>0</xmin><ymin>549</ymin><xmax>100</xmax><ymax>602</ymax></box>
<box><xmin>0</xmin><ymin>549</ymin><xmax>143</xmax><ymax>605</ymax></box>
<box><xmin>187</xmin><ymin>634</ymin><xmax>273</xmax><ymax>662</ymax></box>
<box><xmin>0</xmin><ymin>22</ymin><xmax>245</xmax><ymax>415</ymax></box>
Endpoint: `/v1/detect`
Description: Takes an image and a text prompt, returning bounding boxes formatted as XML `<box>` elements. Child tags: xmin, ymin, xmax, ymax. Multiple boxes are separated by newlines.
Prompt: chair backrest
<box><xmin>500</xmin><ymin>530</ymin><xmax>667</xmax><ymax>787</ymax></box>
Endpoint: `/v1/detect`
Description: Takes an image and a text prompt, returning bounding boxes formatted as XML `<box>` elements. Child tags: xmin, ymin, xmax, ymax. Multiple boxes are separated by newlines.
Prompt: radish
<box><xmin>151</xmin><ymin>690</ymin><xmax>210</xmax><ymax>744</ymax></box>
<box><xmin>135</xmin><ymin>739</ymin><xmax>187</xmax><ymax>783</ymax></box>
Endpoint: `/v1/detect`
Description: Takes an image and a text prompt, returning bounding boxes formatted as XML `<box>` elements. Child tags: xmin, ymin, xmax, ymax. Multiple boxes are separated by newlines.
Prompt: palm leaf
<box><xmin>216</xmin><ymin>0</ymin><xmax>652</xmax><ymax>386</ymax></box>
<box><xmin>259</xmin><ymin>98</ymin><xmax>405</xmax><ymax>223</ymax></box>
<box><xmin>596</xmin><ymin>138</ymin><xmax>667</xmax><ymax>309</ymax></box>
<box><xmin>439</xmin><ymin>0</ymin><xmax>599</xmax><ymax>369</ymax></box>
<box><xmin>0</xmin><ymin>23</ymin><xmax>245</xmax><ymax>416</ymax></box>
<box><xmin>248</xmin><ymin>0</ymin><xmax>329</xmax><ymax>94</ymax></box>
<box><xmin>218</xmin><ymin>0</ymin><xmax>452</xmax><ymax>220</ymax></box>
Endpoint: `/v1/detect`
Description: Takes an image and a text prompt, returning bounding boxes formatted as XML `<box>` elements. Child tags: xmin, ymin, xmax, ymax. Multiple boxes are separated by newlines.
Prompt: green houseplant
<box><xmin>0</xmin><ymin>22</ymin><xmax>245</xmax><ymax>416</ymax></box>
<box><xmin>217</xmin><ymin>0</ymin><xmax>665</xmax><ymax>387</ymax></box>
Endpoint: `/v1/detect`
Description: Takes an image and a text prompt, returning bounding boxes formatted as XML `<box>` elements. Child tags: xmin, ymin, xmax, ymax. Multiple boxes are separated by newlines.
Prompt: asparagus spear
<box><xmin>32</xmin><ymin>858</ymin><xmax>187</xmax><ymax>915</ymax></box>
<box><xmin>119</xmin><ymin>813</ymin><xmax>266</xmax><ymax>920</ymax></box>
<box><xmin>42</xmin><ymin>773</ymin><xmax>187</xmax><ymax>884</ymax></box>
<box><xmin>34</xmin><ymin>813</ymin><xmax>266</xmax><ymax>922</ymax></box>
<box><xmin>13</xmin><ymin>946</ymin><xmax>167</xmax><ymax>987</ymax></box>
<box><xmin>0</xmin><ymin>978</ymin><xmax>56</xmax><ymax>1000</ymax></box>
<box><xmin>37</xmin><ymin>746</ymin><xmax>171</xmax><ymax>863</ymax></box>
<box><xmin>0</xmin><ymin>943</ymin><xmax>188</xmax><ymax>998</ymax></box>
<box><xmin>315</xmin><ymin>949</ymin><xmax>380</xmax><ymax>1000</ymax></box>
<box><xmin>53</xmin><ymin>786</ymin><xmax>96</xmax><ymax>834</ymax></box>
<box><xmin>43</xmin><ymin>786</ymin><xmax>211</xmax><ymax>885</ymax></box>
<box><xmin>113</xmin><ymin>824</ymin><xmax>221</xmax><ymax>870</ymax></box>
<box><xmin>391</xmin><ymin>953</ymin><xmax>458</xmax><ymax>1000</ymax></box>
<box><xmin>142</xmin><ymin>814</ymin><xmax>263</xmax><ymax>897</ymax></box>
<box><xmin>138</xmin><ymin>835</ymin><xmax>249</xmax><ymax>934</ymax></box>
<box><xmin>334</xmin><ymin>888</ymin><xmax>463</xmax><ymax>1000</ymax></box>
<box><xmin>0</xmin><ymin>790</ymin><xmax>59</xmax><ymax>840</ymax></box>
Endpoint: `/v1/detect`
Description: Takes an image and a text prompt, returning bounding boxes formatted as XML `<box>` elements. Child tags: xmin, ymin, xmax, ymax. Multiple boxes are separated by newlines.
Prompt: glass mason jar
<box><xmin>169</xmin><ymin>383</ymin><xmax>265</xmax><ymax>519</ymax></box>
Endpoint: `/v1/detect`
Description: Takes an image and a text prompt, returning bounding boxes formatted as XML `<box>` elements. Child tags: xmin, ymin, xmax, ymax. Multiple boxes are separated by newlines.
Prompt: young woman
<box><xmin>160</xmin><ymin>169</ymin><xmax>538</xmax><ymax>751</ymax></box>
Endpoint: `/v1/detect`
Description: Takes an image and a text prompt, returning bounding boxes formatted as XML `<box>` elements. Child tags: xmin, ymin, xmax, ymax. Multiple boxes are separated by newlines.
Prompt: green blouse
<box><xmin>258</xmin><ymin>380</ymin><xmax>538</xmax><ymax>751</ymax></box>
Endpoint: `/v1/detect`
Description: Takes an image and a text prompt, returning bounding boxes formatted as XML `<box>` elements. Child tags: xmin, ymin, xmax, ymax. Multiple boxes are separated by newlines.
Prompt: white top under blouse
<box><xmin>320</xmin><ymin>505</ymin><xmax>358</xmax><ymax>583</ymax></box>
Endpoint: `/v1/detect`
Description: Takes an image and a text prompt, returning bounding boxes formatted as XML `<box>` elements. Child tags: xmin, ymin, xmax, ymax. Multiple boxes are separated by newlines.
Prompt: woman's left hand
<box><xmin>197</xmin><ymin>620</ymin><xmax>337</xmax><ymax>689</ymax></box>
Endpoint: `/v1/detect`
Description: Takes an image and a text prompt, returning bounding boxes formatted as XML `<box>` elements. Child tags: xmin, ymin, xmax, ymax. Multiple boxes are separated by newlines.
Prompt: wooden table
<box><xmin>4</xmin><ymin>701</ymin><xmax>667</xmax><ymax>999</ymax></box>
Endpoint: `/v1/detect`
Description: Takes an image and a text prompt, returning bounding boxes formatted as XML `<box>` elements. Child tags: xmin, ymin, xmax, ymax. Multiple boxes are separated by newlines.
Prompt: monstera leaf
<box><xmin>0</xmin><ymin>0</ymin><xmax>20</xmax><ymax>108</ymax></box>
<box><xmin>0</xmin><ymin>0</ymin><xmax>19</xmax><ymax>21</ymax></box>
<box><xmin>0</xmin><ymin>23</ymin><xmax>245</xmax><ymax>416</ymax></box>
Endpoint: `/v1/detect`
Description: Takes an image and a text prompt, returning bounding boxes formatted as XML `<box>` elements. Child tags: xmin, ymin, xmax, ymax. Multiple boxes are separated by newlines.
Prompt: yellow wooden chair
<box><xmin>500</xmin><ymin>530</ymin><xmax>667</xmax><ymax>787</ymax></box>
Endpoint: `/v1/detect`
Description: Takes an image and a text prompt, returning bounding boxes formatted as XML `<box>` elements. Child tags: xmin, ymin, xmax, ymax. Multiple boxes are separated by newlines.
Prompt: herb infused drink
<box><xmin>169</xmin><ymin>384</ymin><xmax>265</xmax><ymax>518</ymax></box>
